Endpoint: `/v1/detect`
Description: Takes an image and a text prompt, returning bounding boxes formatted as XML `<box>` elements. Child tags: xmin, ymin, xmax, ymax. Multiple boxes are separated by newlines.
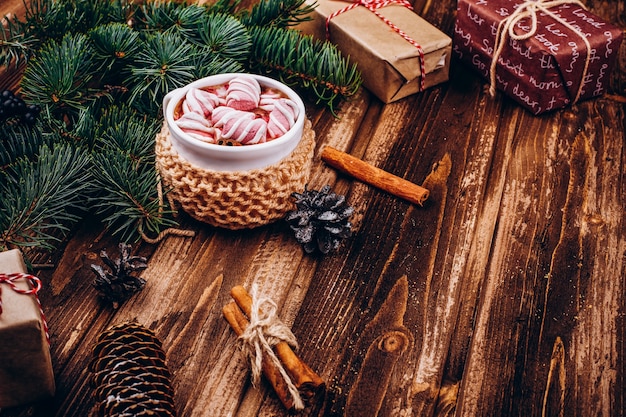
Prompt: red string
<box><xmin>0</xmin><ymin>272</ymin><xmax>50</xmax><ymax>345</ymax></box>
<box><xmin>325</xmin><ymin>0</ymin><xmax>426</xmax><ymax>90</ymax></box>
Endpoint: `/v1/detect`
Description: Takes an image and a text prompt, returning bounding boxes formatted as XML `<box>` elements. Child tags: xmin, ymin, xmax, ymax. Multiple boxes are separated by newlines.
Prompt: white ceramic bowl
<box><xmin>162</xmin><ymin>73</ymin><xmax>305</xmax><ymax>171</ymax></box>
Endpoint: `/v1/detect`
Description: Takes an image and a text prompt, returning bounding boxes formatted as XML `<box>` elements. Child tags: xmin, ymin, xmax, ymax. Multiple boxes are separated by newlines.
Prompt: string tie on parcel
<box><xmin>490</xmin><ymin>0</ymin><xmax>590</xmax><ymax>102</ymax></box>
<box><xmin>237</xmin><ymin>285</ymin><xmax>305</xmax><ymax>410</ymax></box>
<box><xmin>326</xmin><ymin>0</ymin><xmax>426</xmax><ymax>90</ymax></box>
<box><xmin>0</xmin><ymin>272</ymin><xmax>50</xmax><ymax>345</ymax></box>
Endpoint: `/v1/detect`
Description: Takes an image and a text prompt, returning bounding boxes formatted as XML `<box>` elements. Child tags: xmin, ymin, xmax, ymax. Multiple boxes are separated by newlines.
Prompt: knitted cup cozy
<box><xmin>155</xmin><ymin>119</ymin><xmax>315</xmax><ymax>230</ymax></box>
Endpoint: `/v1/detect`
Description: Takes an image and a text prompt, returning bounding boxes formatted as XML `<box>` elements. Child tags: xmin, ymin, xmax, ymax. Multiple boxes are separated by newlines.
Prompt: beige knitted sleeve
<box><xmin>155</xmin><ymin>119</ymin><xmax>315</xmax><ymax>230</ymax></box>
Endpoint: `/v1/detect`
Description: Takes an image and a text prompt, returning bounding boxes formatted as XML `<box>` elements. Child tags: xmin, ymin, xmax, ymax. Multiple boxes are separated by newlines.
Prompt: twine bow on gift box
<box><xmin>325</xmin><ymin>0</ymin><xmax>426</xmax><ymax>90</ymax></box>
<box><xmin>0</xmin><ymin>272</ymin><xmax>50</xmax><ymax>345</ymax></box>
<box><xmin>490</xmin><ymin>0</ymin><xmax>591</xmax><ymax>103</ymax></box>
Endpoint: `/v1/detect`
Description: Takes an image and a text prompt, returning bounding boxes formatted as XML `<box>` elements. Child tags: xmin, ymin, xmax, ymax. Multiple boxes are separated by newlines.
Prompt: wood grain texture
<box><xmin>344</xmin><ymin>276</ymin><xmax>412</xmax><ymax>416</ymax></box>
<box><xmin>0</xmin><ymin>1</ymin><xmax>625</xmax><ymax>417</ymax></box>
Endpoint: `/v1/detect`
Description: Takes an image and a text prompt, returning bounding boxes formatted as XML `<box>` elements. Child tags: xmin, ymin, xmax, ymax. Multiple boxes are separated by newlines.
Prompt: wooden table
<box><xmin>1</xmin><ymin>1</ymin><xmax>625</xmax><ymax>416</ymax></box>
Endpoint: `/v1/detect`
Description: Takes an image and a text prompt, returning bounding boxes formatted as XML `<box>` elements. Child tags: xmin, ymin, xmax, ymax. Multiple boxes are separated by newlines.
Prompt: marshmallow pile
<box><xmin>173</xmin><ymin>75</ymin><xmax>300</xmax><ymax>146</ymax></box>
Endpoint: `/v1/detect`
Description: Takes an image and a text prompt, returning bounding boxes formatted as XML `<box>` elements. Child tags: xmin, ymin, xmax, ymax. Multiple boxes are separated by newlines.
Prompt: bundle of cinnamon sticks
<box><xmin>223</xmin><ymin>286</ymin><xmax>325</xmax><ymax>412</ymax></box>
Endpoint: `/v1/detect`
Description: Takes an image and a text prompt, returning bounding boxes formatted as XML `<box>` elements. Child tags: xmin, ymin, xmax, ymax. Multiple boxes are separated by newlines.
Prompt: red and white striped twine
<box><xmin>325</xmin><ymin>0</ymin><xmax>426</xmax><ymax>90</ymax></box>
<box><xmin>0</xmin><ymin>272</ymin><xmax>50</xmax><ymax>345</ymax></box>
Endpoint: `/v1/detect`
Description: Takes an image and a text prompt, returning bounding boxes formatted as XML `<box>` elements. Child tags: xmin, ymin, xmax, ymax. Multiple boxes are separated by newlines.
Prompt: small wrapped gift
<box><xmin>298</xmin><ymin>0</ymin><xmax>452</xmax><ymax>103</ymax></box>
<box><xmin>0</xmin><ymin>249</ymin><xmax>55</xmax><ymax>408</ymax></box>
<box><xmin>453</xmin><ymin>0</ymin><xmax>624</xmax><ymax>114</ymax></box>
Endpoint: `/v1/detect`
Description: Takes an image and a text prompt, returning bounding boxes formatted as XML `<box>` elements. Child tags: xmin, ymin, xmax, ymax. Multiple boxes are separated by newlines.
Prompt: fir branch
<box><xmin>20</xmin><ymin>33</ymin><xmax>97</xmax><ymax>120</ymax></box>
<box><xmin>189</xmin><ymin>53</ymin><xmax>244</xmax><ymax>81</ymax></box>
<box><xmin>139</xmin><ymin>2</ymin><xmax>207</xmax><ymax>35</ymax></box>
<box><xmin>89</xmin><ymin>150</ymin><xmax>177</xmax><ymax>242</ymax></box>
<box><xmin>23</xmin><ymin>0</ymin><xmax>129</xmax><ymax>39</ymax></box>
<box><xmin>0</xmin><ymin>15</ymin><xmax>40</xmax><ymax>68</ymax></box>
<box><xmin>106</xmin><ymin>0</ymin><xmax>139</xmax><ymax>26</ymax></box>
<box><xmin>204</xmin><ymin>0</ymin><xmax>241</xmax><ymax>15</ymax></box>
<box><xmin>0</xmin><ymin>143</ymin><xmax>91</xmax><ymax>251</ymax></box>
<box><xmin>125</xmin><ymin>31</ymin><xmax>196</xmax><ymax>115</ymax></box>
<box><xmin>34</xmin><ymin>106</ymin><xmax>96</xmax><ymax>148</ymax></box>
<box><xmin>95</xmin><ymin>105</ymin><xmax>160</xmax><ymax>163</ymax></box>
<box><xmin>65</xmin><ymin>107</ymin><xmax>99</xmax><ymax>148</ymax></box>
<box><xmin>190</xmin><ymin>13</ymin><xmax>250</xmax><ymax>61</ymax></box>
<box><xmin>89</xmin><ymin>22</ymin><xmax>142</xmax><ymax>75</ymax></box>
<box><xmin>248</xmin><ymin>26</ymin><xmax>361</xmax><ymax>112</ymax></box>
<box><xmin>0</xmin><ymin>0</ymin><xmax>135</xmax><ymax>67</ymax></box>
<box><xmin>1</xmin><ymin>0</ymin><xmax>363</xmax><ymax>253</ymax></box>
<box><xmin>0</xmin><ymin>122</ymin><xmax>52</xmax><ymax>168</ymax></box>
<box><xmin>238</xmin><ymin>0</ymin><xmax>316</xmax><ymax>28</ymax></box>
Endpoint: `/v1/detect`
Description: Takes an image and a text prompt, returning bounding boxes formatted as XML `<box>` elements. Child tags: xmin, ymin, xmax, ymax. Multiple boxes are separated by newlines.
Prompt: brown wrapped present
<box><xmin>0</xmin><ymin>249</ymin><xmax>55</xmax><ymax>408</ymax></box>
<box><xmin>453</xmin><ymin>0</ymin><xmax>624</xmax><ymax>114</ymax></box>
<box><xmin>298</xmin><ymin>0</ymin><xmax>452</xmax><ymax>103</ymax></box>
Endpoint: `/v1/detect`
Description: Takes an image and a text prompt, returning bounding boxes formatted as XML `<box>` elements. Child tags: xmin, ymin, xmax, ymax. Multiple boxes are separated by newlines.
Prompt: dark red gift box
<box><xmin>453</xmin><ymin>0</ymin><xmax>623</xmax><ymax>114</ymax></box>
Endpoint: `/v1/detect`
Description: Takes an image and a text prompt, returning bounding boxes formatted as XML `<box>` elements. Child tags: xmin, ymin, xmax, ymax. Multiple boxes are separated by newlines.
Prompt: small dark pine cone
<box><xmin>90</xmin><ymin>322</ymin><xmax>176</xmax><ymax>417</ymax></box>
<box><xmin>286</xmin><ymin>185</ymin><xmax>354</xmax><ymax>254</ymax></box>
<box><xmin>91</xmin><ymin>243</ymin><xmax>147</xmax><ymax>309</ymax></box>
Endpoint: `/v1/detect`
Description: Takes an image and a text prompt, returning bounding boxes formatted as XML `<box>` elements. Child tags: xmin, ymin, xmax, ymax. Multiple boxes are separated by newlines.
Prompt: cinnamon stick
<box><xmin>223</xmin><ymin>302</ymin><xmax>299</xmax><ymax>411</ymax></box>
<box><xmin>228</xmin><ymin>286</ymin><xmax>325</xmax><ymax>403</ymax></box>
<box><xmin>321</xmin><ymin>146</ymin><xmax>430</xmax><ymax>206</ymax></box>
<box><xmin>223</xmin><ymin>285</ymin><xmax>326</xmax><ymax>409</ymax></box>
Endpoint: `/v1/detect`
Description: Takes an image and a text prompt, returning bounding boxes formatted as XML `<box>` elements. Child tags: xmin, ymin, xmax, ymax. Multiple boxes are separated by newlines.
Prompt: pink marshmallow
<box><xmin>175</xmin><ymin>112</ymin><xmax>219</xmax><ymax>143</ymax></box>
<box><xmin>182</xmin><ymin>129</ymin><xmax>220</xmax><ymax>143</ymax></box>
<box><xmin>182</xmin><ymin>88</ymin><xmax>221</xmax><ymax>117</ymax></box>
<box><xmin>267</xmin><ymin>98</ymin><xmax>299</xmax><ymax>139</ymax></box>
<box><xmin>210</xmin><ymin>84</ymin><xmax>229</xmax><ymax>100</ymax></box>
<box><xmin>259</xmin><ymin>87</ymin><xmax>284</xmax><ymax>111</ymax></box>
<box><xmin>212</xmin><ymin>106</ymin><xmax>268</xmax><ymax>145</ymax></box>
<box><xmin>226</xmin><ymin>75</ymin><xmax>261</xmax><ymax>111</ymax></box>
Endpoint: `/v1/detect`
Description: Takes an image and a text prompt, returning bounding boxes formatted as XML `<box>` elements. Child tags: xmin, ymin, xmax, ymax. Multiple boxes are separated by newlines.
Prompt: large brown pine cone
<box><xmin>90</xmin><ymin>322</ymin><xmax>176</xmax><ymax>416</ymax></box>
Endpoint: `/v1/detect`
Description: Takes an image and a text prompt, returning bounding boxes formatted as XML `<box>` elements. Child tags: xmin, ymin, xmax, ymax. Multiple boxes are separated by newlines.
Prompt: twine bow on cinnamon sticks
<box><xmin>223</xmin><ymin>286</ymin><xmax>325</xmax><ymax>412</ymax></box>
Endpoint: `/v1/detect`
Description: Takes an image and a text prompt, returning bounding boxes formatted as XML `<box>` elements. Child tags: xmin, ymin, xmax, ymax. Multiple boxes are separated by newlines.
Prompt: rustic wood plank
<box><xmin>456</xmin><ymin>98</ymin><xmax>626</xmax><ymax>417</ymax></box>
<box><xmin>1</xmin><ymin>1</ymin><xmax>625</xmax><ymax>417</ymax></box>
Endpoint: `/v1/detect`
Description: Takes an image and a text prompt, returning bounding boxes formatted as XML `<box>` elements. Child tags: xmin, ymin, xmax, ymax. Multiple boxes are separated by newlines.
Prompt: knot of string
<box><xmin>326</xmin><ymin>0</ymin><xmax>426</xmax><ymax>90</ymax></box>
<box><xmin>237</xmin><ymin>285</ymin><xmax>304</xmax><ymax>411</ymax></box>
<box><xmin>489</xmin><ymin>0</ymin><xmax>590</xmax><ymax>102</ymax></box>
<box><xmin>0</xmin><ymin>272</ymin><xmax>50</xmax><ymax>345</ymax></box>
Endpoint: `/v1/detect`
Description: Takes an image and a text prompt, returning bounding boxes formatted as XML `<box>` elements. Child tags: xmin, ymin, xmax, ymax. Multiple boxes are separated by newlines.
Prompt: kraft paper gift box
<box><xmin>0</xmin><ymin>249</ymin><xmax>55</xmax><ymax>408</ymax></box>
<box><xmin>453</xmin><ymin>0</ymin><xmax>624</xmax><ymax>115</ymax></box>
<box><xmin>298</xmin><ymin>0</ymin><xmax>452</xmax><ymax>103</ymax></box>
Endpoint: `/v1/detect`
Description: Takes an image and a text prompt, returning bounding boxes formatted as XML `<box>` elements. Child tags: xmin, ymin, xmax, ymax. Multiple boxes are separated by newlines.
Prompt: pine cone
<box><xmin>91</xmin><ymin>243</ymin><xmax>147</xmax><ymax>308</ymax></box>
<box><xmin>286</xmin><ymin>185</ymin><xmax>354</xmax><ymax>254</ymax></box>
<box><xmin>90</xmin><ymin>322</ymin><xmax>176</xmax><ymax>417</ymax></box>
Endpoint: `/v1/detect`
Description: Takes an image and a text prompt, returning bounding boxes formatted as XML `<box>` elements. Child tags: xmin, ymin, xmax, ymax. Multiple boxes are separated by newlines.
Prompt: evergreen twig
<box><xmin>189</xmin><ymin>13</ymin><xmax>251</xmax><ymax>61</ymax></box>
<box><xmin>0</xmin><ymin>122</ymin><xmax>52</xmax><ymax>168</ymax></box>
<box><xmin>0</xmin><ymin>0</ymin><xmax>134</xmax><ymax>68</ymax></box>
<box><xmin>139</xmin><ymin>2</ymin><xmax>207</xmax><ymax>34</ymax></box>
<box><xmin>248</xmin><ymin>26</ymin><xmax>361</xmax><ymax>113</ymax></box>
<box><xmin>20</xmin><ymin>33</ymin><xmax>96</xmax><ymax>121</ymax></box>
<box><xmin>89</xmin><ymin>150</ymin><xmax>177</xmax><ymax>242</ymax></box>
<box><xmin>89</xmin><ymin>23</ymin><xmax>142</xmax><ymax>76</ymax></box>
<box><xmin>0</xmin><ymin>143</ymin><xmax>91</xmax><ymax>251</ymax></box>
<box><xmin>1</xmin><ymin>0</ymin><xmax>362</xmax><ymax>252</ymax></box>
<box><xmin>125</xmin><ymin>31</ymin><xmax>196</xmax><ymax>115</ymax></box>
<box><xmin>238</xmin><ymin>0</ymin><xmax>316</xmax><ymax>28</ymax></box>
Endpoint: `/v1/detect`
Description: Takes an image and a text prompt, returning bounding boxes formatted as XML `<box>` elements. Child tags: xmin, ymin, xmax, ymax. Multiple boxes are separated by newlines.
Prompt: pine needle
<box><xmin>248</xmin><ymin>26</ymin><xmax>362</xmax><ymax>112</ymax></box>
<box><xmin>2</xmin><ymin>0</ymin><xmax>363</xmax><ymax>251</ymax></box>
<box><xmin>0</xmin><ymin>143</ymin><xmax>91</xmax><ymax>250</ymax></box>
<box><xmin>20</xmin><ymin>33</ymin><xmax>96</xmax><ymax>119</ymax></box>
